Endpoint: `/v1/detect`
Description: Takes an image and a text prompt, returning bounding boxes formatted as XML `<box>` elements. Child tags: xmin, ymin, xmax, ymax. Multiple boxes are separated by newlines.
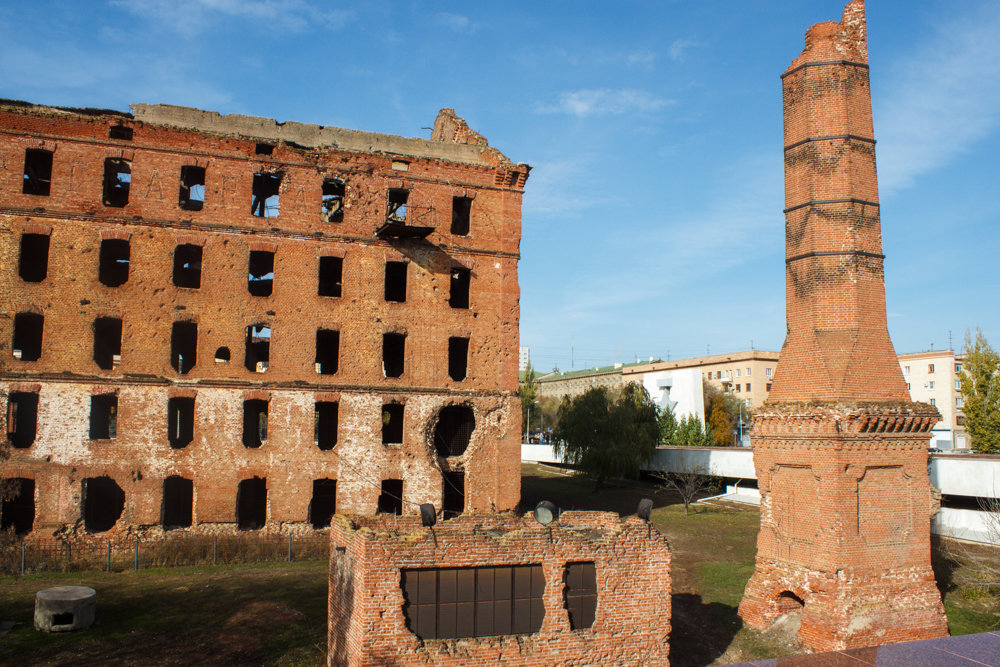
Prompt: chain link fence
<box><xmin>0</xmin><ymin>533</ymin><xmax>329</xmax><ymax>576</ymax></box>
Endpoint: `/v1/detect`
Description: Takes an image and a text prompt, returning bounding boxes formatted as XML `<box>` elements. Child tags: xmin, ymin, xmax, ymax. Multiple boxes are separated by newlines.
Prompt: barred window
<box><xmin>402</xmin><ymin>565</ymin><xmax>545</xmax><ymax>640</ymax></box>
<box><xmin>564</xmin><ymin>562</ymin><xmax>597</xmax><ymax>629</ymax></box>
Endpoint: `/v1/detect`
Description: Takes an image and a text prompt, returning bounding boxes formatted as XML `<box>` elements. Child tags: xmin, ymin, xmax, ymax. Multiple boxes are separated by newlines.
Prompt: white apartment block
<box><xmin>898</xmin><ymin>350</ymin><xmax>968</xmax><ymax>450</ymax></box>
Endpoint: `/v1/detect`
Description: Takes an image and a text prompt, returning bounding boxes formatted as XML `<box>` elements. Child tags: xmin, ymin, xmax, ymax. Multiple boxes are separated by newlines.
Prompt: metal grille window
<box><xmin>564</xmin><ymin>562</ymin><xmax>597</xmax><ymax>630</ymax></box>
<box><xmin>402</xmin><ymin>565</ymin><xmax>544</xmax><ymax>640</ymax></box>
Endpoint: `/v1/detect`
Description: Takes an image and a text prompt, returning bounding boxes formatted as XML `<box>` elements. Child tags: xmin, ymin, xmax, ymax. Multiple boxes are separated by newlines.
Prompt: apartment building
<box><xmin>899</xmin><ymin>350</ymin><xmax>968</xmax><ymax>450</ymax></box>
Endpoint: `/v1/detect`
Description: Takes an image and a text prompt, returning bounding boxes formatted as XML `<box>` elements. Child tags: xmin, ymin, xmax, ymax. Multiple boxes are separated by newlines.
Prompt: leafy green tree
<box><xmin>673</xmin><ymin>414</ymin><xmax>712</xmax><ymax>447</ymax></box>
<box><xmin>518</xmin><ymin>362</ymin><xmax>538</xmax><ymax>435</ymax></box>
<box><xmin>959</xmin><ymin>329</ymin><xmax>1000</xmax><ymax>454</ymax></box>
<box><xmin>657</xmin><ymin>406</ymin><xmax>678</xmax><ymax>445</ymax></box>
<box><xmin>553</xmin><ymin>384</ymin><xmax>659</xmax><ymax>491</ymax></box>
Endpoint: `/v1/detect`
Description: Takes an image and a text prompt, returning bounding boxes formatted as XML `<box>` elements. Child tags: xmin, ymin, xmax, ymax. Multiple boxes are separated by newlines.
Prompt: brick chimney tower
<box><xmin>737</xmin><ymin>0</ymin><xmax>949</xmax><ymax>651</ymax></box>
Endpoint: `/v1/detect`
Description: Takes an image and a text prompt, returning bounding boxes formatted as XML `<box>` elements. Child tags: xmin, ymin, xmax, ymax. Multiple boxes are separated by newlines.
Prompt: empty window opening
<box><xmin>402</xmin><ymin>565</ymin><xmax>545</xmax><ymax>640</ymax></box>
<box><xmin>162</xmin><ymin>476</ymin><xmax>193</xmax><ymax>529</ymax></box>
<box><xmin>382</xmin><ymin>403</ymin><xmax>404</xmax><ymax>444</ymax></box>
<box><xmin>102</xmin><ymin>158</ymin><xmax>131</xmax><ymax>208</ymax></box>
<box><xmin>93</xmin><ymin>317</ymin><xmax>123</xmax><ymax>370</ymax></box>
<box><xmin>315</xmin><ymin>329</ymin><xmax>340</xmax><ymax>375</ymax></box>
<box><xmin>382</xmin><ymin>333</ymin><xmax>405</xmax><ymax>378</ymax></box>
<box><xmin>321</xmin><ymin>179</ymin><xmax>345</xmax><ymax>222</ymax></box>
<box><xmin>255</xmin><ymin>143</ymin><xmax>274</xmax><ymax>156</ymax></box>
<box><xmin>309</xmin><ymin>479</ymin><xmax>337</xmax><ymax>528</ymax></box>
<box><xmin>167</xmin><ymin>397</ymin><xmax>195</xmax><ymax>449</ymax></box>
<box><xmin>18</xmin><ymin>233</ymin><xmax>50</xmax><ymax>283</ymax></box>
<box><xmin>12</xmin><ymin>312</ymin><xmax>43</xmax><ymax>361</ymax></box>
<box><xmin>565</xmin><ymin>562</ymin><xmax>598</xmax><ymax>630</ymax></box>
<box><xmin>433</xmin><ymin>405</ymin><xmax>475</xmax><ymax>457</ymax></box>
<box><xmin>170</xmin><ymin>321</ymin><xmax>198</xmax><ymax>374</ymax></box>
<box><xmin>236</xmin><ymin>477</ymin><xmax>267</xmax><ymax>530</ymax></box>
<box><xmin>251</xmin><ymin>172</ymin><xmax>281</xmax><ymax>217</ymax></box>
<box><xmin>248</xmin><ymin>250</ymin><xmax>274</xmax><ymax>296</ymax></box>
<box><xmin>386</xmin><ymin>188</ymin><xmax>408</xmax><ymax>223</ymax></box>
<box><xmin>82</xmin><ymin>476</ymin><xmax>125</xmax><ymax>533</ymax></box>
<box><xmin>98</xmin><ymin>238</ymin><xmax>130</xmax><ymax>287</ymax></box>
<box><xmin>108</xmin><ymin>124</ymin><xmax>133</xmax><ymax>140</ymax></box>
<box><xmin>178</xmin><ymin>166</ymin><xmax>206</xmax><ymax>211</ymax></box>
<box><xmin>173</xmin><ymin>244</ymin><xmax>203</xmax><ymax>289</ymax></box>
<box><xmin>244</xmin><ymin>324</ymin><xmax>271</xmax><ymax>372</ymax></box>
<box><xmin>22</xmin><ymin>149</ymin><xmax>53</xmax><ymax>196</ymax></box>
<box><xmin>377</xmin><ymin>479</ymin><xmax>403</xmax><ymax>515</ymax></box>
<box><xmin>449</xmin><ymin>337</ymin><xmax>469</xmax><ymax>381</ymax></box>
<box><xmin>318</xmin><ymin>256</ymin><xmax>342</xmax><ymax>297</ymax></box>
<box><xmin>776</xmin><ymin>591</ymin><xmax>805</xmax><ymax>615</ymax></box>
<box><xmin>449</xmin><ymin>267</ymin><xmax>470</xmax><ymax>309</ymax></box>
<box><xmin>0</xmin><ymin>478</ymin><xmax>35</xmax><ymax>535</ymax></box>
<box><xmin>442</xmin><ymin>471</ymin><xmax>464</xmax><ymax>518</ymax></box>
<box><xmin>7</xmin><ymin>392</ymin><xmax>39</xmax><ymax>449</ymax></box>
<box><xmin>451</xmin><ymin>196</ymin><xmax>472</xmax><ymax>235</ymax></box>
<box><xmin>314</xmin><ymin>401</ymin><xmax>338</xmax><ymax>451</ymax></box>
<box><xmin>215</xmin><ymin>346</ymin><xmax>231</xmax><ymax>363</ymax></box>
<box><xmin>243</xmin><ymin>399</ymin><xmax>268</xmax><ymax>448</ymax></box>
<box><xmin>89</xmin><ymin>393</ymin><xmax>118</xmax><ymax>440</ymax></box>
<box><xmin>384</xmin><ymin>261</ymin><xmax>407</xmax><ymax>302</ymax></box>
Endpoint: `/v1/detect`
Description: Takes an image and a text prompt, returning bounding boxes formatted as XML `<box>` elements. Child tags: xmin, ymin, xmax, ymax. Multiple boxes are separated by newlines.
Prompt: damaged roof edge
<box><xmin>130</xmin><ymin>103</ymin><xmax>525</xmax><ymax>170</ymax></box>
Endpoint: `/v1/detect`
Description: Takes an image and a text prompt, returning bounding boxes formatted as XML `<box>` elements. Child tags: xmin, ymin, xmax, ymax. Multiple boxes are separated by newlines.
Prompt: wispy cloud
<box><xmin>625</xmin><ymin>50</ymin><xmax>657</xmax><ymax>67</ymax></box>
<box><xmin>668</xmin><ymin>38</ymin><xmax>700</xmax><ymax>62</ymax></box>
<box><xmin>536</xmin><ymin>89</ymin><xmax>674</xmax><ymax>116</ymax></box>
<box><xmin>109</xmin><ymin>0</ymin><xmax>353</xmax><ymax>36</ymax></box>
<box><xmin>875</xmin><ymin>2</ymin><xmax>1000</xmax><ymax>195</ymax></box>
<box><xmin>433</xmin><ymin>12</ymin><xmax>477</xmax><ymax>34</ymax></box>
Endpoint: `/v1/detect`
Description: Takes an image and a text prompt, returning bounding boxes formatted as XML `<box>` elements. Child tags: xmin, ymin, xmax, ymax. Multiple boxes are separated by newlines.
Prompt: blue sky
<box><xmin>2</xmin><ymin>0</ymin><xmax>998</xmax><ymax>373</ymax></box>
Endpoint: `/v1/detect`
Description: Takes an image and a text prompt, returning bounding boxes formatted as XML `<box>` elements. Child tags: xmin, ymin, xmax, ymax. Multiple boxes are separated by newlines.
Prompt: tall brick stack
<box><xmin>737</xmin><ymin>1</ymin><xmax>949</xmax><ymax>651</ymax></box>
<box><xmin>1</xmin><ymin>100</ymin><xmax>527</xmax><ymax>538</ymax></box>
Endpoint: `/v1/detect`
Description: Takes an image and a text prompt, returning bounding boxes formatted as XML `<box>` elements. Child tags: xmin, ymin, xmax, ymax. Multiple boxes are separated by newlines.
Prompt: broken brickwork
<box><xmin>0</xmin><ymin>99</ymin><xmax>528</xmax><ymax>540</ymax></box>
<box><xmin>328</xmin><ymin>511</ymin><xmax>671</xmax><ymax>666</ymax></box>
<box><xmin>738</xmin><ymin>1</ymin><xmax>948</xmax><ymax>651</ymax></box>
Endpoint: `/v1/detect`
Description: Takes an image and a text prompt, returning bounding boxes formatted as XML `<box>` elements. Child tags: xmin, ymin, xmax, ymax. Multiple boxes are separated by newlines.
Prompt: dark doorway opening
<box><xmin>237</xmin><ymin>477</ymin><xmax>267</xmax><ymax>529</ymax></box>
<box><xmin>433</xmin><ymin>405</ymin><xmax>475</xmax><ymax>457</ymax></box>
<box><xmin>315</xmin><ymin>401</ymin><xmax>338</xmax><ymax>451</ymax></box>
<box><xmin>162</xmin><ymin>476</ymin><xmax>193</xmax><ymax>529</ymax></box>
<box><xmin>98</xmin><ymin>238</ymin><xmax>130</xmax><ymax>287</ymax></box>
<box><xmin>382</xmin><ymin>333</ymin><xmax>405</xmax><ymax>378</ymax></box>
<box><xmin>318</xmin><ymin>256</ymin><xmax>342</xmax><ymax>297</ymax></box>
<box><xmin>310</xmin><ymin>479</ymin><xmax>337</xmax><ymax>528</ymax></box>
<box><xmin>242</xmin><ymin>399</ymin><xmax>268</xmax><ymax>448</ymax></box>
<box><xmin>93</xmin><ymin>317</ymin><xmax>123</xmax><ymax>370</ymax></box>
<box><xmin>7</xmin><ymin>391</ymin><xmax>39</xmax><ymax>449</ymax></box>
<box><xmin>19</xmin><ymin>233</ymin><xmax>50</xmax><ymax>282</ymax></box>
<box><xmin>315</xmin><ymin>329</ymin><xmax>340</xmax><ymax>375</ymax></box>
<box><xmin>0</xmin><ymin>478</ymin><xmax>35</xmax><ymax>534</ymax></box>
<box><xmin>83</xmin><ymin>476</ymin><xmax>125</xmax><ymax>533</ymax></box>
<box><xmin>382</xmin><ymin>403</ymin><xmax>404</xmax><ymax>444</ymax></box>
<box><xmin>12</xmin><ymin>312</ymin><xmax>43</xmax><ymax>361</ymax></box>
<box><xmin>167</xmin><ymin>397</ymin><xmax>195</xmax><ymax>449</ymax></box>
<box><xmin>173</xmin><ymin>244</ymin><xmax>203</xmax><ymax>289</ymax></box>
<box><xmin>378</xmin><ymin>479</ymin><xmax>403</xmax><ymax>515</ymax></box>
<box><xmin>170</xmin><ymin>321</ymin><xmax>198</xmax><ymax>374</ymax></box>
<box><xmin>442</xmin><ymin>471</ymin><xmax>464</xmax><ymax>518</ymax></box>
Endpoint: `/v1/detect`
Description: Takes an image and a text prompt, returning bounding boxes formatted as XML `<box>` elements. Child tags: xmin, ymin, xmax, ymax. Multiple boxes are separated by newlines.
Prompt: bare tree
<box><xmin>653</xmin><ymin>466</ymin><xmax>720</xmax><ymax>515</ymax></box>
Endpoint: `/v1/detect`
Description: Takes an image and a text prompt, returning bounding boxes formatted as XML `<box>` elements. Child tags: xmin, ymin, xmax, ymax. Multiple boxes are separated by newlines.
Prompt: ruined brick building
<box><xmin>738</xmin><ymin>0</ymin><xmax>949</xmax><ymax>651</ymax></box>
<box><xmin>1</xmin><ymin>100</ymin><xmax>528</xmax><ymax>538</ymax></box>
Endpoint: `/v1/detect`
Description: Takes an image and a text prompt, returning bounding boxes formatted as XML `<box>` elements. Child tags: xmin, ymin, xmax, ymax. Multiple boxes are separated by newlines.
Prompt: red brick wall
<box><xmin>328</xmin><ymin>512</ymin><xmax>672</xmax><ymax>666</ymax></box>
<box><xmin>1</xmin><ymin>102</ymin><xmax>526</xmax><ymax>538</ymax></box>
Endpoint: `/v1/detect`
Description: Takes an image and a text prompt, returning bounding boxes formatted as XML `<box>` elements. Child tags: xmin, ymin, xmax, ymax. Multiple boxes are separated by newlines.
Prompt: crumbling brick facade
<box><xmin>0</xmin><ymin>100</ymin><xmax>528</xmax><ymax>539</ymax></box>
<box><xmin>738</xmin><ymin>1</ymin><xmax>948</xmax><ymax>651</ymax></box>
<box><xmin>328</xmin><ymin>512</ymin><xmax>671</xmax><ymax>666</ymax></box>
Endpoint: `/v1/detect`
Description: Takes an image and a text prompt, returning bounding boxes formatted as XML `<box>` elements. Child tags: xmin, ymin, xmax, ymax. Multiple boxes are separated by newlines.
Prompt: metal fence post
<box><xmin>134</xmin><ymin>537</ymin><xmax>139</xmax><ymax>571</ymax></box>
<box><xmin>213</xmin><ymin>535</ymin><xmax>217</xmax><ymax>565</ymax></box>
<box><xmin>288</xmin><ymin>534</ymin><xmax>292</xmax><ymax>562</ymax></box>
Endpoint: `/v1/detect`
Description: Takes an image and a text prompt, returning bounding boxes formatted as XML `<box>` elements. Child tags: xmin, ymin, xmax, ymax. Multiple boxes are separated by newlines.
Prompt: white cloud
<box><xmin>433</xmin><ymin>12</ymin><xmax>476</xmax><ymax>34</ymax></box>
<box><xmin>668</xmin><ymin>38</ymin><xmax>700</xmax><ymax>62</ymax></box>
<box><xmin>109</xmin><ymin>0</ymin><xmax>353</xmax><ymax>36</ymax></box>
<box><xmin>626</xmin><ymin>50</ymin><xmax>657</xmax><ymax>67</ymax></box>
<box><xmin>875</xmin><ymin>2</ymin><xmax>1000</xmax><ymax>195</ymax></box>
<box><xmin>536</xmin><ymin>89</ymin><xmax>674</xmax><ymax>117</ymax></box>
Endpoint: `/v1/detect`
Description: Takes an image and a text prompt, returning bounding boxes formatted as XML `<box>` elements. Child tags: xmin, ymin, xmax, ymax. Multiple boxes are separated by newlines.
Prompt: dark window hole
<box><xmin>162</xmin><ymin>476</ymin><xmax>193</xmax><ymax>529</ymax></box>
<box><xmin>315</xmin><ymin>329</ymin><xmax>339</xmax><ymax>375</ymax></box>
<box><xmin>309</xmin><ymin>479</ymin><xmax>337</xmax><ymax>528</ymax></box>
<box><xmin>449</xmin><ymin>267</ymin><xmax>470</xmax><ymax>309</ymax></box>
<box><xmin>93</xmin><ymin>317</ymin><xmax>122</xmax><ymax>370</ymax></box>
<box><xmin>178</xmin><ymin>165</ymin><xmax>205</xmax><ymax>211</ymax></box>
<box><xmin>19</xmin><ymin>233</ymin><xmax>50</xmax><ymax>282</ymax></box>
<box><xmin>22</xmin><ymin>149</ymin><xmax>52</xmax><ymax>196</ymax></box>
<box><xmin>237</xmin><ymin>477</ymin><xmax>267</xmax><ymax>530</ymax></box>
<box><xmin>377</xmin><ymin>479</ymin><xmax>403</xmax><ymax>515</ymax></box>
<box><xmin>82</xmin><ymin>476</ymin><xmax>125</xmax><ymax>533</ymax></box>
<box><xmin>318</xmin><ymin>256</ymin><xmax>342</xmax><ymax>297</ymax></box>
<box><xmin>102</xmin><ymin>158</ymin><xmax>131</xmax><ymax>208</ymax></box>
<box><xmin>322</xmin><ymin>179</ymin><xmax>344</xmax><ymax>222</ymax></box>
<box><xmin>434</xmin><ymin>405</ymin><xmax>475</xmax><ymax>457</ymax></box>
<box><xmin>173</xmin><ymin>244</ymin><xmax>203</xmax><ymax>289</ymax></box>
<box><xmin>244</xmin><ymin>324</ymin><xmax>270</xmax><ymax>372</ymax></box>
<box><xmin>89</xmin><ymin>394</ymin><xmax>118</xmax><ymax>440</ymax></box>
<box><xmin>248</xmin><ymin>250</ymin><xmax>274</xmax><ymax>296</ymax></box>
<box><xmin>242</xmin><ymin>399</ymin><xmax>268</xmax><ymax>448</ymax></box>
<box><xmin>382</xmin><ymin>333</ymin><xmax>405</xmax><ymax>378</ymax></box>
<box><xmin>451</xmin><ymin>196</ymin><xmax>471</xmax><ymax>235</ymax></box>
<box><xmin>98</xmin><ymin>238</ymin><xmax>130</xmax><ymax>287</ymax></box>
<box><xmin>251</xmin><ymin>172</ymin><xmax>281</xmax><ymax>217</ymax></box>
<box><xmin>12</xmin><ymin>312</ymin><xmax>43</xmax><ymax>361</ymax></box>
<box><xmin>7</xmin><ymin>392</ymin><xmax>39</xmax><ymax>449</ymax></box>
<box><xmin>384</xmin><ymin>261</ymin><xmax>407</xmax><ymax>302</ymax></box>
<box><xmin>382</xmin><ymin>403</ymin><xmax>404</xmax><ymax>444</ymax></box>
<box><xmin>448</xmin><ymin>337</ymin><xmax>469</xmax><ymax>381</ymax></box>
<box><xmin>170</xmin><ymin>321</ymin><xmax>197</xmax><ymax>374</ymax></box>
<box><xmin>167</xmin><ymin>397</ymin><xmax>194</xmax><ymax>449</ymax></box>
<box><xmin>315</xmin><ymin>401</ymin><xmax>338</xmax><ymax>451</ymax></box>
